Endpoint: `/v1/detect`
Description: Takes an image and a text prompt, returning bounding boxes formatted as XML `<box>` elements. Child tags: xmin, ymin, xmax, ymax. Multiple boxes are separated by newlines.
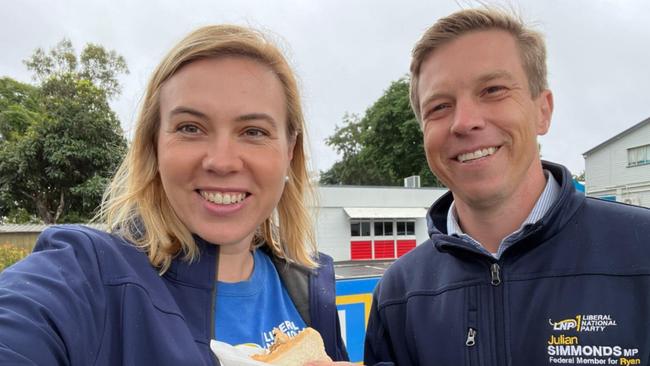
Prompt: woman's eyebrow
<box><xmin>168</xmin><ymin>106</ymin><xmax>208</xmax><ymax>119</ymax></box>
<box><xmin>235</xmin><ymin>113</ymin><xmax>278</xmax><ymax>129</ymax></box>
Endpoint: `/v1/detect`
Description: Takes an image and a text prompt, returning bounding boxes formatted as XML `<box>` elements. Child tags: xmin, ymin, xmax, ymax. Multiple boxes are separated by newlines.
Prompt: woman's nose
<box><xmin>201</xmin><ymin>137</ymin><xmax>244</xmax><ymax>175</ymax></box>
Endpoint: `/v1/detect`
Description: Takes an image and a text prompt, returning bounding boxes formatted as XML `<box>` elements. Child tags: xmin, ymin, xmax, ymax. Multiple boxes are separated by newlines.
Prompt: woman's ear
<box><xmin>287</xmin><ymin>132</ymin><xmax>297</xmax><ymax>161</ymax></box>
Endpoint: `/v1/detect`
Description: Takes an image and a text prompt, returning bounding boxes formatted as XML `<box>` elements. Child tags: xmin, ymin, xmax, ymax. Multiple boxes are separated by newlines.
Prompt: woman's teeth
<box><xmin>200</xmin><ymin>191</ymin><xmax>246</xmax><ymax>205</ymax></box>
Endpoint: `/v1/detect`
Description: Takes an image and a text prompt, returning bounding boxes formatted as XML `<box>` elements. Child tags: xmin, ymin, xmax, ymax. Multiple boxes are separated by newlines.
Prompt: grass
<box><xmin>0</xmin><ymin>243</ymin><xmax>31</xmax><ymax>272</ymax></box>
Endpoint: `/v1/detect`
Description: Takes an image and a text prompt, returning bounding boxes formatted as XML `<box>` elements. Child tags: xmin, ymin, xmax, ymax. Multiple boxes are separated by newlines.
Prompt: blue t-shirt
<box><xmin>214</xmin><ymin>249</ymin><xmax>306</xmax><ymax>349</ymax></box>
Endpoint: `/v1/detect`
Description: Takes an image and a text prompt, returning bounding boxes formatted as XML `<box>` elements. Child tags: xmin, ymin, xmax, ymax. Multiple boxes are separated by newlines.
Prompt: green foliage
<box><xmin>24</xmin><ymin>39</ymin><xmax>128</xmax><ymax>99</ymax></box>
<box><xmin>320</xmin><ymin>78</ymin><xmax>442</xmax><ymax>187</ymax></box>
<box><xmin>574</xmin><ymin>171</ymin><xmax>585</xmax><ymax>181</ymax></box>
<box><xmin>3</xmin><ymin>207</ymin><xmax>40</xmax><ymax>224</ymax></box>
<box><xmin>0</xmin><ymin>39</ymin><xmax>129</xmax><ymax>224</ymax></box>
<box><xmin>0</xmin><ymin>243</ymin><xmax>30</xmax><ymax>272</ymax></box>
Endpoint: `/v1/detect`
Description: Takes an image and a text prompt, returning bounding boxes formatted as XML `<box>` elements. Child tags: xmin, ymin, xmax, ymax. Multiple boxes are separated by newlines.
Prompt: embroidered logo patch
<box><xmin>546</xmin><ymin>314</ymin><xmax>640</xmax><ymax>365</ymax></box>
<box><xmin>548</xmin><ymin>314</ymin><xmax>617</xmax><ymax>333</ymax></box>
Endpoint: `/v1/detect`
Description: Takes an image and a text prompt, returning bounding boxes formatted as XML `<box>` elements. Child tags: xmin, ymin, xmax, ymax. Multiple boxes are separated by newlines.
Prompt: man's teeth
<box><xmin>457</xmin><ymin>147</ymin><xmax>497</xmax><ymax>163</ymax></box>
<box><xmin>200</xmin><ymin>191</ymin><xmax>246</xmax><ymax>205</ymax></box>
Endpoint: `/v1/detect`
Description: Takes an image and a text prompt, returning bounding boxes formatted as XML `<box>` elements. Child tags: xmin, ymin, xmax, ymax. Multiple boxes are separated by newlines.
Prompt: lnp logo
<box><xmin>549</xmin><ymin>315</ymin><xmax>581</xmax><ymax>331</ymax></box>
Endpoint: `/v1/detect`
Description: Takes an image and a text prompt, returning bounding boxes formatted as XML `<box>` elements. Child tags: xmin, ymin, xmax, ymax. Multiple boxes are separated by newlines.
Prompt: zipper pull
<box><xmin>491</xmin><ymin>263</ymin><xmax>501</xmax><ymax>286</ymax></box>
<box><xmin>465</xmin><ymin>327</ymin><xmax>477</xmax><ymax>347</ymax></box>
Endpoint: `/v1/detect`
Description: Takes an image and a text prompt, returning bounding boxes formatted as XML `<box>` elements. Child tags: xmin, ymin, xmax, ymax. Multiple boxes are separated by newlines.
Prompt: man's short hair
<box><xmin>410</xmin><ymin>7</ymin><xmax>548</xmax><ymax>123</ymax></box>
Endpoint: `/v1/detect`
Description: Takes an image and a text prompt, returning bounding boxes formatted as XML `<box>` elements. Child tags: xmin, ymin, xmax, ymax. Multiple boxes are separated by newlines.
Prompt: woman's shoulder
<box><xmin>34</xmin><ymin>224</ymin><xmax>154</xmax><ymax>283</ymax></box>
<box><xmin>37</xmin><ymin>224</ymin><xmax>142</xmax><ymax>257</ymax></box>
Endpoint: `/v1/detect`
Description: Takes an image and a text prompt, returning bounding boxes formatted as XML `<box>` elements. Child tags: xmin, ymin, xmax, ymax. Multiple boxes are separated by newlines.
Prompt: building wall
<box><xmin>314</xmin><ymin>207</ymin><xmax>351</xmax><ymax>260</ymax></box>
<box><xmin>318</xmin><ymin>185</ymin><xmax>446</xmax><ymax>208</ymax></box>
<box><xmin>0</xmin><ymin>232</ymin><xmax>40</xmax><ymax>249</ymax></box>
<box><xmin>314</xmin><ymin>185</ymin><xmax>447</xmax><ymax>261</ymax></box>
<box><xmin>585</xmin><ymin>122</ymin><xmax>650</xmax><ymax>207</ymax></box>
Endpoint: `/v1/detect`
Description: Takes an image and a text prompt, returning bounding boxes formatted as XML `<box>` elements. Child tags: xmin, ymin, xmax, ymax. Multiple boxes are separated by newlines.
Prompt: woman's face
<box><xmin>157</xmin><ymin>56</ymin><xmax>295</xmax><ymax>253</ymax></box>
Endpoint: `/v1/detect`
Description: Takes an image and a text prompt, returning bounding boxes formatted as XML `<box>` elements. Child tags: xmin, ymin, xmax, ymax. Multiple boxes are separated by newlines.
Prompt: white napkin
<box><xmin>210</xmin><ymin>340</ymin><xmax>273</xmax><ymax>366</ymax></box>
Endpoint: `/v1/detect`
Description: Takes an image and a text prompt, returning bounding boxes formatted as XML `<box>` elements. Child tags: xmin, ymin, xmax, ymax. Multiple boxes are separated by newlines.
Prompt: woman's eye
<box><xmin>177</xmin><ymin>124</ymin><xmax>200</xmax><ymax>134</ymax></box>
<box><xmin>244</xmin><ymin>128</ymin><xmax>268</xmax><ymax>138</ymax></box>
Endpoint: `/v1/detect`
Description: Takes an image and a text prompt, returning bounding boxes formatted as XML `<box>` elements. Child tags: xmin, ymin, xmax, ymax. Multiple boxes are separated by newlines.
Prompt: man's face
<box><xmin>417</xmin><ymin>30</ymin><xmax>553</xmax><ymax>209</ymax></box>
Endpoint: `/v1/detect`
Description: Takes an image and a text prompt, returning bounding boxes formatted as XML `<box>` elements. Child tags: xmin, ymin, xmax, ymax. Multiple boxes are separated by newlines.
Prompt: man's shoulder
<box><xmin>374</xmin><ymin>240</ymin><xmax>447</xmax><ymax>305</ymax></box>
<box><xmin>582</xmin><ymin>197</ymin><xmax>650</xmax><ymax>224</ymax></box>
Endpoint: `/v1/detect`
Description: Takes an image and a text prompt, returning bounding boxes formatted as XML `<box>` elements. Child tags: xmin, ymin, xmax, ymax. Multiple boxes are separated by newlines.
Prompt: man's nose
<box><xmin>450</xmin><ymin>98</ymin><xmax>485</xmax><ymax>135</ymax></box>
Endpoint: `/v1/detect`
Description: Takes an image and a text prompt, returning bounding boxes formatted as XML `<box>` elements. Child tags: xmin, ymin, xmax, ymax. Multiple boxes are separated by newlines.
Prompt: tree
<box><xmin>573</xmin><ymin>171</ymin><xmax>585</xmax><ymax>181</ymax></box>
<box><xmin>0</xmin><ymin>40</ymin><xmax>128</xmax><ymax>224</ymax></box>
<box><xmin>320</xmin><ymin>78</ymin><xmax>442</xmax><ymax>187</ymax></box>
<box><xmin>24</xmin><ymin>39</ymin><xmax>128</xmax><ymax>99</ymax></box>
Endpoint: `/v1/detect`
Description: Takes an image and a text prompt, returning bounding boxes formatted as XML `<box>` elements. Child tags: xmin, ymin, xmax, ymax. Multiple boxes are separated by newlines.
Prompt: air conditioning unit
<box><xmin>403</xmin><ymin>175</ymin><xmax>421</xmax><ymax>188</ymax></box>
<box><xmin>623</xmin><ymin>197</ymin><xmax>640</xmax><ymax>206</ymax></box>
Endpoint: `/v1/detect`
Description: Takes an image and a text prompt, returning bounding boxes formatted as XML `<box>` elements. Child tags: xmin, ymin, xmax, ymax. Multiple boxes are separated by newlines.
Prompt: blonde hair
<box><xmin>99</xmin><ymin>25</ymin><xmax>317</xmax><ymax>272</ymax></box>
<box><xmin>410</xmin><ymin>7</ymin><xmax>548</xmax><ymax>122</ymax></box>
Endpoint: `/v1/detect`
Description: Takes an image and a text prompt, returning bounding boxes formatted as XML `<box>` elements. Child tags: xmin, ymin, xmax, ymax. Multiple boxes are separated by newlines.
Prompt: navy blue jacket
<box><xmin>0</xmin><ymin>225</ymin><xmax>347</xmax><ymax>365</ymax></box>
<box><xmin>364</xmin><ymin>162</ymin><xmax>650</xmax><ymax>366</ymax></box>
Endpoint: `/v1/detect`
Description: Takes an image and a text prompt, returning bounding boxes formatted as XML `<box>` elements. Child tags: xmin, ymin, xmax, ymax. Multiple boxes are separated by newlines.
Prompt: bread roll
<box><xmin>251</xmin><ymin>327</ymin><xmax>332</xmax><ymax>365</ymax></box>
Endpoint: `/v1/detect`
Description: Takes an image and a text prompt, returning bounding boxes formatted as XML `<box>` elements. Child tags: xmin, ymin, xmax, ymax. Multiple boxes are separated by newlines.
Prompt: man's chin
<box><xmin>453</xmin><ymin>185</ymin><xmax>507</xmax><ymax>210</ymax></box>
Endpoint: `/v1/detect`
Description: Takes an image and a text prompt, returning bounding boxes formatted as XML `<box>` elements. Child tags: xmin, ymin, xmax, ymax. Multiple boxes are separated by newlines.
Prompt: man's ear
<box><xmin>536</xmin><ymin>89</ymin><xmax>553</xmax><ymax>136</ymax></box>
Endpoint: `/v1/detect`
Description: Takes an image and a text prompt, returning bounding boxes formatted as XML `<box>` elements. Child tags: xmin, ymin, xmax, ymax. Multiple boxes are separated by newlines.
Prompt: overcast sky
<box><xmin>2</xmin><ymin>0</ymin><xmax>649</xmax><ymax>178</ymax></box>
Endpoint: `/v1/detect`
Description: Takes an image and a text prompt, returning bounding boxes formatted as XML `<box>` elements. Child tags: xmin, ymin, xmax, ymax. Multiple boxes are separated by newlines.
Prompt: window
<box><xmin>374</xmin><ymin>221</ymin><xmax>393</xmax><ymax>236</ymax></box>
<box><xmin>350</xmin><ymin>221</ymin><xmax>370</xmax><ymax>237</ymax></box>
<box><xmin>628</xmin><ymin>145</ymin><xmax>650</xmax><ymax>167</ymax></box>
<box><xmin>349</xmin><ymin>219</ymin><xmax>418</xmax><ymax>260</ymax></box>
<box><xmin>396</xmin><ymin>221</ymin><xmax>415</xmax><ymax>236</ymax></box>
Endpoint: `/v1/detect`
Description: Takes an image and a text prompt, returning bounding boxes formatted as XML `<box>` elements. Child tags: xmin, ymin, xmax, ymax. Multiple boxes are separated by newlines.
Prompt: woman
<box><xmin>0</xmin><ymin>25</ymin><xmax>347</xmax><ymax>365</ymax></box>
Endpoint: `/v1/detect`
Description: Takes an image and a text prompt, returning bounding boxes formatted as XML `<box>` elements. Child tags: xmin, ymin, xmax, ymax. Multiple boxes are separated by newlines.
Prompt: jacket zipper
<box><xmin>466</xmin><ymin>328</ymin><xmax>477</xmax><ymax>347</ymax></box>
<box><xmin>466</xmin><ymin>286</ymin><xmax>479</xmax><ymax>366</ymax></box>
<box><xmin>490</xmin><ymin>263</ymin><xmax>501</xmax><ymax>286</ymax></box>
<box><xmin>210</xmin><ymin>248</ymin><xmax>220</xmax><ymax>365</ymax></box>
<box><xmin>490</xmin><ymin>262</ymin><xmax>506</xmax><ymax>365</ymax></box>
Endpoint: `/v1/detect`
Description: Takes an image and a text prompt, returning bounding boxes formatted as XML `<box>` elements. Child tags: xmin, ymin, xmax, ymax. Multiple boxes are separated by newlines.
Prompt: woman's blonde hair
<box><xmin>99</xmin><ymin>25</ymin><xmax>317</xmax><ymax>272</ymax></box>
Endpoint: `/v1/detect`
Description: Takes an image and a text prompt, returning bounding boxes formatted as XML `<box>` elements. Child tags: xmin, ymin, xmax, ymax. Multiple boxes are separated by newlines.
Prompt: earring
<box><xmin>284</xmin><ymin>175</ymin><xmax>290</xmax><ymax>183</ymax></box>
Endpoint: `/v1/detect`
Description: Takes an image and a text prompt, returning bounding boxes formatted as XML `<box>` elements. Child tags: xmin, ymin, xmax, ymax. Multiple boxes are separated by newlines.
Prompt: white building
<box><xmin>583</xmin><ymin>117</ymin><xmax>650</xmax><ymax>207</ymax></box>
<box><xmin>314</xmin><ymin>185</ymin><xmax>447</xmax><ymax>261</ymax></box>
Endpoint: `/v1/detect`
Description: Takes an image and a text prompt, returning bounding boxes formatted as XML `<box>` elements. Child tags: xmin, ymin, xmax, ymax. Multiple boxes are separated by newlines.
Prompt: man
<box><xmin>363</xmin><ymin>7</ymin><xmax>650</xmax><ymax>366</ymax></box>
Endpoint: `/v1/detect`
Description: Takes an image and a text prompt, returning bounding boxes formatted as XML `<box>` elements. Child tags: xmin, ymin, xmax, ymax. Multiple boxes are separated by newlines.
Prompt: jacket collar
<box><xmin>428</xmin><ymin>161</ymin><xmax>585</xmax><ymax>258</ymax></box>
<box><xmin>163</xmin><ymin>235</ymin><xmax>219</xmax><ymax>289</ymax></box>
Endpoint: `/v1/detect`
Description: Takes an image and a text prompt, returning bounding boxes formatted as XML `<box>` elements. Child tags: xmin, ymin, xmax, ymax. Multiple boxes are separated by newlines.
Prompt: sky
<box><xmin>1</xmin><ymin>0</ymin><xmax>649</xmax><ymax>178</ymax></box>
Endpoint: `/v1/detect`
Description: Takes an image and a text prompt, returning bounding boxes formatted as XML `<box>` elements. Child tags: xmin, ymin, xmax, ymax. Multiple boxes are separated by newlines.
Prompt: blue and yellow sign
<box><xmin>335</xmin><ymin>277</ymin><xmax>380</xmax><ymax>363</ymax></box>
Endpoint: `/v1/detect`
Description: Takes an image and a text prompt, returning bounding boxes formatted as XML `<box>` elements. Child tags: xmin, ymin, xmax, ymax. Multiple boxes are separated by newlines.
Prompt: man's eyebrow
<box><xmin>168</xmin><ymin>106</ymin><xmax>208</xmax><ymax>119</ymax></box>
<box><xmin>476</xmin><ymin>70</ymin><xmax>516</xmax><ymax>85</ymax></box>
<box><xmin>235</xmin><ymin>113</ymin><xmax>278</xmax><ymax>129</ymax></box>
<box><xmin>420</xmin><ymin>91</ymin><xmax>451</xmax><ymax>111</ymax></box>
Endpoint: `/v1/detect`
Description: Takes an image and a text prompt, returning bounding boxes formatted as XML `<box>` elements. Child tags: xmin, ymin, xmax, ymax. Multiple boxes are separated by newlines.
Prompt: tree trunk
<box><xmin>53</xmin><ymin>191</ymin><xmax>65</xmax><ymax>223</ymax></box>
<box><xmin>34</xmin><ymin>197</ymin><xmax>54</xmax><ymax>224</ymax></box>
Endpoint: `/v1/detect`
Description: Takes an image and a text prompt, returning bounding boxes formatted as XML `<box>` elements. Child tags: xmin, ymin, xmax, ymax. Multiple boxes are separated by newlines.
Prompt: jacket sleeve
<box><xmin>0</xmin><ymin>226</ymin><xmax>106</xmax><ymax>365</ymax></box>
<box><xmin>364</xmin><ymin>286</ymin><xmax>396</xmax><ymax>366</ymax></box>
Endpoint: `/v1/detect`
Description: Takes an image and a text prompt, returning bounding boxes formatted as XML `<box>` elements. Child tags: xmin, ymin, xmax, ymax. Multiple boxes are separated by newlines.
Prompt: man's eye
<box><xmin>433</xmin><ymin>103</ymin><xmax>451</xmax><ymax>112</ymax></box>
<box><xmin>423</xmin><ymin>103</ymin><xmax>451</xmax><ymax>120</ymax></box>
<box><xmin>483</xmin><ymin>85</ymin><xmax>507</xmax><ymax>95</ymax></box>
